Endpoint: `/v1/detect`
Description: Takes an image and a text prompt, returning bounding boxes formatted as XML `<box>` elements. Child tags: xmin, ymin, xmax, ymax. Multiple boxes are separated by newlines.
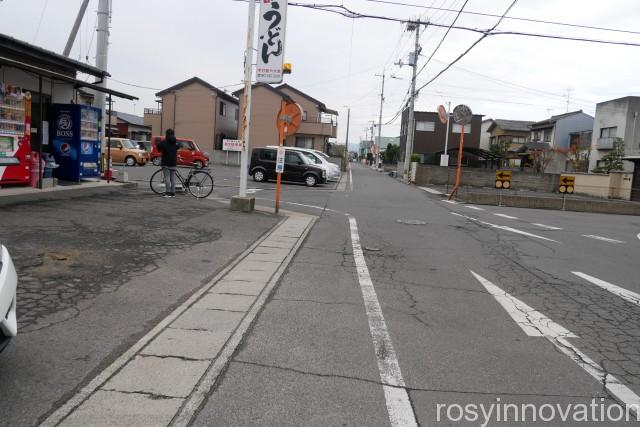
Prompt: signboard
<box><xmin>453</xmin><ymin>104</ymin><xmax>472</xmax><ymax>125</ymax></box>
<box><xmin>256</xmin><ymin>0</ymin><xmax>288</xmax><ymax>84</ymax></box>
<box><xmin>437</xmin><ymin>105</ymin><xmax>448</xmax><ymax>125</ymax></box>
<box><xmin>222</xmin><ymin>139</ymin><xmax>243</xmax><ymax>152</ymax></box>
<box><xmin>559</xmin><ymin>175</ymin><xmax>575</xmax><ymax>193</ymax></box>
<box><xmin>495</xmin><ymin>170</ymin><xmax>512</xmax><ymax>189</ymax></box>
<box><xmin>275</xmin><ymin>146</ymin><xmax>285</xmax><ymax>173</ymax></box>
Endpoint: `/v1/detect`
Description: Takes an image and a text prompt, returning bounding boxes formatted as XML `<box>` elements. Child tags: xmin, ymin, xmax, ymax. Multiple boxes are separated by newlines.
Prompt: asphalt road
<box><xmin>192</xmin><ymin>163</ymin><xmax>640</xmax><ymax>426</ymax></box>
<box><xmin>3</xmin><ymin>162</ymin><xmax>640</xmax><ymax>426</ymax></box>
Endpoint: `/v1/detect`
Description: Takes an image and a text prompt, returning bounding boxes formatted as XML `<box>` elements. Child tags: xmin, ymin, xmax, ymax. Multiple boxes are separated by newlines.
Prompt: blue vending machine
<box><xmin>50</xmin><ymin>104</ymin><xmax>101</xmax><ymax>181</ymax></box>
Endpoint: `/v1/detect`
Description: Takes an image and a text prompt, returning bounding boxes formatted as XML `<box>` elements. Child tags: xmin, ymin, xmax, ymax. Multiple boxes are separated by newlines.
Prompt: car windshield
<box><xmin>301</xmin><ymin>152</ymin><xmax>322</xmax><ymax>164</ymax></box>
<box><xmin>121</xmin><ymin>139</ymin><xmax>137</xmax><ymax>149</ymax></box>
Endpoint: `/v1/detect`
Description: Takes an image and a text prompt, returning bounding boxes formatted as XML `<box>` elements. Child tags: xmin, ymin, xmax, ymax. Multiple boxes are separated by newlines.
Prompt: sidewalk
<box><xmin>42</xmin><ymin>212</ymin><xmax>316</xmax><ymax>427</ymax></box>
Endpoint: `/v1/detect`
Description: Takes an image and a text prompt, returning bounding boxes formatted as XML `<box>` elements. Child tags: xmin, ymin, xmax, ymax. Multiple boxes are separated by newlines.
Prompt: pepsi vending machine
<box><xmin>50</xmin><ymin>104</ymin><xmax>101</xmax><ymax>181</ymax></box>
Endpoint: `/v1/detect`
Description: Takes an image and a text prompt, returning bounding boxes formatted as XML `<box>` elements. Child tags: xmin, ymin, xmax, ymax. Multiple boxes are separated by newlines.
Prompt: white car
<box><xmin>268</xmin><ymin>146</ymin><xmax>342</xmax><ymax>182</ymax></box>
<box><xmin>0</xmin><ymin>244</ymin><xmax>17</xmax><ymax>352</ymax></box>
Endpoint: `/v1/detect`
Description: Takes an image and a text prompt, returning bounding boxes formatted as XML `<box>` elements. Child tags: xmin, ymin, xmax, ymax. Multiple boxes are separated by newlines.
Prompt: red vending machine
<box><xmin>0</xmin><ymin>83</ymin><xmax>31</xmax><ymax>186</ymax></box>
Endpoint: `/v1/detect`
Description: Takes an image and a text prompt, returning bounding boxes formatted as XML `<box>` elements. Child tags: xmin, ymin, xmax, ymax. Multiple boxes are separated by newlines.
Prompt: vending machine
<box><xmin>0</xmin><ymin>83</ymin><xmax>31</xmax><ymax>186</ymax></box>
<box><xmin>50</xmin><ymin>104</ymin><xmax>101</xmax><ymax>181</ymax></box>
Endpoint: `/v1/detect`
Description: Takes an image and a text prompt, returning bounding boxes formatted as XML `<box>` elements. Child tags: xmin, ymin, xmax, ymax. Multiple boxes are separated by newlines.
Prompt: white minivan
<box><xmin>0</xmin><ymin>244</ymin><xmax>17</xmax><ymax>352</ymax></box>
<box><xmin>267</xmin><ymin>146</ymin><xmax>341</xmax><ymax>182</ymax></box>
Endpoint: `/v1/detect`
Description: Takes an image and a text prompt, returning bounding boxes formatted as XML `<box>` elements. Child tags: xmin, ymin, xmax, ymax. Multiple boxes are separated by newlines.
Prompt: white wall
<box><xmin>589</xmin><ymin>98</ymin><xmax>636</xmax><ymax>172</ymax></box>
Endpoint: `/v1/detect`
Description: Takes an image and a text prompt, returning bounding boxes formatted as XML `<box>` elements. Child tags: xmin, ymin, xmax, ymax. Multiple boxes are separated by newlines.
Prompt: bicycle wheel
<box><xmin>187</xmin><ymin>171</ymin><xmax>214</xmax><ymax>198</ymax></box>
<box><xmin>149</xmin><ymin>169</ymin><xmax>166</xmax><ymax>194</ymax></box>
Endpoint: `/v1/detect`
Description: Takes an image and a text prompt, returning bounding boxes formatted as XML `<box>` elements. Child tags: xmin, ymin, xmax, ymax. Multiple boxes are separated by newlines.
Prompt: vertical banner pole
<box><xmin>449</xmin><ymin>124</ymin><xmax>465</xmax><ymax>200</ymax></box>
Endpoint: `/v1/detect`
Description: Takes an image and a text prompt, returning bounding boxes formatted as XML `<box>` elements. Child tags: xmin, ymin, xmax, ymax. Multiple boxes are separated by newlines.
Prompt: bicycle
<box><xmin>149</xmin><ymin>164</ymin><xmax>214</xmax><ymax>199</ymax></box>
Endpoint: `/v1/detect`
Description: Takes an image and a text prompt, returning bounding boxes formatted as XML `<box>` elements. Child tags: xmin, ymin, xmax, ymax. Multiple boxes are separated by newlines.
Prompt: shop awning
<box><xmin>0</xmin><ymin>55</ymin><xmax>137</xmax><ymax>100</ymax></box>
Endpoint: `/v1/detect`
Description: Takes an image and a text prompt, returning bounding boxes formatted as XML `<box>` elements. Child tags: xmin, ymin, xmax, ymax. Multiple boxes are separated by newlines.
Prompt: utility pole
<box><xmin>375</xmin><ymin>72</ymin><xmax>385</xmax><ymax>170</ymax></box>
<box><xmin>237</xmin><ymin>0</ymin><xmax>256</xmax><ymax>202</ymax></box>
<box><xmin>443</xmin><ymin>101</ymin><xmax>451</xmax><ymax>162</ymax></box>
<box><xmin>95</xmin><ymin>0</ymin><xmax>111</xmax><ymax>141</ymax></box>
<box><xmin>565</xmin><ymin>88</ymin><xmax>573</xmax><ymax>113</ymax></box>
<box><xmin>403</xmin><ymin>20</ymin><xmax>422</xmax><ymax>183</ymax></box>
<box><xmin>63</xmin><ymin>0</ymin><xmax>90</xmax><ymax>57</ymax></box>
<box><xmin>343</xmin><ymin>106</ymin><xmax>351</xmax><ymax>171</ymax></box>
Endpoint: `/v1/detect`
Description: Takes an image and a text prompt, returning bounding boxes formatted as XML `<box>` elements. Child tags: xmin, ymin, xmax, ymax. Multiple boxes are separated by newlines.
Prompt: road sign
<box><xmin>495</xmin><ymin>170</ymin><xmax>512</xmax><ymax>189</ymax></box>
<box><xmin>559</xmin><ymin>174</ymin><xmax>575</xmax><ymax>194</ymax></box>
<box><xmin>222</xmin><ymin>139</ymin><xmax>243</xmax><ymax>151</ymax></box>
<box><xmin>275</xmin><ymin>146</ymin><xmax>285</xmax><ymax>173</ymax></box>
<box><xmin>453</xmin><ymin>104</ymin><xmax>472</xmax><ymax>125</ymax></box>
<box><xmin>437</xmin><ymin>105</ymin><xmax>448</xmax><ymax>125</ymax></box>
<box><xmin>256</xmin><ymin>0</ymin><xmax>288</xmax><ymax>83</ymax></box>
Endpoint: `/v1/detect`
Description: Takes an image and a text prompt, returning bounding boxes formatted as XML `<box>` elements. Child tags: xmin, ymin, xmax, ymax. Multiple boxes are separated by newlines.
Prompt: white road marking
<box><xmin>418</xmin><ymin>186</ymin><xmax>443</xmax><ymax>195</ymax></box>
<box><xmin>573</xmin><ymin>272</ymin><xmax>640</xmax><ymax>307</ymax></box>
<box><xmin>348</xmin><ymin>215</ymin><xmax>417</xmax><ymax>427</ymax></box>
<box><xmin>582</xmin><ymin>234</ymin><xmax>625</xmax><ymax>244</ymax></box>
<box><xmin>451</xmin><ymin>213</ymin><xmax>559</xmax><ymax>243</ymax></box>
<box><xmin>349</xmin><ymin>167</ymin><xmax>354</xmax><ymax>192</ymax></box>
<box><xmin>245</xmin><ymin>188</ymin><xmax>262</xmax><ymax>194</ymax></box>
<box><xmin>471</xmin><ymin>271</ymin><xmax>640</xmax><ymax>415</ymax></box>
<box><xmin>443</xmin><ymin>199</ymin><xmax>458</xmax><ymax>204</ymax></box>
<box><xmin>464</xmin><ymin>205</ymin><xmax>485</xmax><ymax>211</ymax></box>
<box><xmin>636</xmin><ymin>232</ymin><xmax>639</xmax><ymax>241</ymax></box>
<box><xmin>494</xmin><ymin>213</ymin><xmax>519</xmax><ymax>220</ymax></box>
<box><xmin>531</xmin><ymin>223</ymin><xmax>563</xmax><ymax>230</ymax></box>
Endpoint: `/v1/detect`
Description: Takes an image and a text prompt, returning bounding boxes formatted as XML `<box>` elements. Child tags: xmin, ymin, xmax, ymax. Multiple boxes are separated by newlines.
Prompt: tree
<box><xmin>592</xmin><ymin>137</ymin><xmax>625</xmax><ymax>173</ymax></box>
<box><xmin>489</xmin><ymin>137</ymin><xmax>511</xmax><ymax>158</ymax></box>
<box><xmin>530</xmin><ymin>147</ymin><xmax>555</xmax><ymax>173</ymax></box>
<box><xmin>382</xmin><ymin>143</ymin><xmax>400</xmax><ymax>164</ymax></box>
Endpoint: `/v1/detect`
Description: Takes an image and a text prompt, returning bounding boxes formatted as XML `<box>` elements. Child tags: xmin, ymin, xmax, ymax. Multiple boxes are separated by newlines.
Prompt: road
<box><xmin>2</xmin><ymin>162</ymin><xmax>640</xmax><ymax>426</ymax></box>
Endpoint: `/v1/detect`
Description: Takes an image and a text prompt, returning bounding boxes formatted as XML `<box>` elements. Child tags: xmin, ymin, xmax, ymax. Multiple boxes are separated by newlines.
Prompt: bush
<box><xmin>410</xmin><ymin>153</ymin><xmax>421</xmax><ymax>163</ymax></box>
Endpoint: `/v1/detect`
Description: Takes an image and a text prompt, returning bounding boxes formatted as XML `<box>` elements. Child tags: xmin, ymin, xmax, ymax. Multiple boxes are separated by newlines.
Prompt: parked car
<box><xmin>134</xmin><ymin>140</ymin><xmax>152</xmax><ymax>152</ymax></box>
<box><xmin>0</xmin><ymin>244</ymin><xmax>18</xmax><ymax>353</ymax></box>
<box><xmin>250</xmin><ymin>147</ymin><xmax>326</xmax><ymax>187</ymax></box>
<box><xmin>150</xmin><ymin>136</ymin><xmax>209</xmax><ymax>168</ymax></box>
<box><xmin>268</xmin><ymin>146</ymin><xmax>341</xmax><ymax>182</ymax></box>
<box><xmin>103</xmin><ymin>138</ymin><xmax>149</xmax><ymax>166</ymax></box>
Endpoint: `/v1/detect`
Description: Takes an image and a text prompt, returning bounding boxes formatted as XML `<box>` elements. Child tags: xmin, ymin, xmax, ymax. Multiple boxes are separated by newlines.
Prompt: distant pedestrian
<box><xmin>159</xmin><ymin>129</ymin><xmax>178</xmax><ymax>198</ymax></box>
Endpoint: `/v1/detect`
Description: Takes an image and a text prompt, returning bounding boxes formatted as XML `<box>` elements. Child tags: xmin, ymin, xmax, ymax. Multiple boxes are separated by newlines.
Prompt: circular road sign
<box><xmin>453</xmin><ymin>104</ymin><xmax>472</xmax><ymax>125</ymax></box>
<box><xmin>559</xmin><ymin>185</ymin><xmax>567</xmax><ymax>193</ymax></box>
<box><xmin>495</xmin><ymin>180</ymin><xmax>503</xmax><ymax>189</ymax></box>
<box><xmin>437</xmin><ymin>105</ymin><xmax>448</xmax><ymax>125</ymax></box>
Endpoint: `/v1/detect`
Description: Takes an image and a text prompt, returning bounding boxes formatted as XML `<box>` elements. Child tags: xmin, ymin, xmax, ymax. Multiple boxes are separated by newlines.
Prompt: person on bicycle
<box><xmin>159</xmin><ymin>128</ymin><xmax>178</xmax><ymax>197</ymax></box>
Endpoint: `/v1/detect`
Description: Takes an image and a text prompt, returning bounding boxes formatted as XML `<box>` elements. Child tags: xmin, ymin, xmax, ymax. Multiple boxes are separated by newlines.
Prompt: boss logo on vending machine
<box><xmin>56</xmin><ymin>113</ymin><xmax>73</xmax><ymax>137</ymax></box>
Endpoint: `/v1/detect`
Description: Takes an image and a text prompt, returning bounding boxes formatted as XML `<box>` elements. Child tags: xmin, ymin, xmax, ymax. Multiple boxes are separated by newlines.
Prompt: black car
<box><xmin>250</xmin><ymin>147</ymin><xmax>326</xmax><ymax>187</ymax></box>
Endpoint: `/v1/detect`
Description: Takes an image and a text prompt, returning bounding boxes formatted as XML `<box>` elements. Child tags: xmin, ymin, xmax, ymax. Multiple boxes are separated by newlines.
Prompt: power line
<box><xmin>415</xmin><ymin>0</ymin><xmax>519</xmax><ymax>95</ymax></box>
<box><xmin>33</xmin><ymin>0</ymin><xmax>50</xmax><ymax>43</ymax></box>
<box><xmin>364</xmin><ymin>0</ymin><xmax>640</xmax><ymax>37</ymax></box>
<box><xmin>415</xmin><ymin>0</ymin><xmax>469</xmax><ymax>79</ymax></box>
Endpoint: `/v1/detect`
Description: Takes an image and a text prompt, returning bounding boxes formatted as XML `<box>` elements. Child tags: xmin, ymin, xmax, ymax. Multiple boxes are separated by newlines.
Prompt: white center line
<box><xmin>531</xmin><ymin>223</ymin><xmax>563</xmax><ymax>230</ymax></box>
<box><xmin>582</xmin><ymin>234</ymin><xmax>625</xmax><ymax>244</ymax></box>
<box><xmin>470</xmin><ymin>271</ymin><xmax>640</xmax><ymax>415</ymax></box>
<box><xmin>451</xmin><ymin>212</ymin><xmax>559</xmax><ymax>243</ymax></box>
<box><xmin>418</xmin><ymin>186</ymin><xmax>443</xmax><ymax>195</ymax></box>
<box><xmin>348</xmin><ymin>215</ymin><xmax>417</xmax><ymax>427</ymax></box>
<box><xmin>464</xmin><ymin>205</ymin><xmax>485</xmax><ymax>211</ymax></box>
<box><xmin>573</xmin><ymin>272</ymin><xmax>640</xmax><ymax>306</ymax></box>
<box><xmin>494</xmin><ymin>213</ymin><xmax>519</xmax><ymax>220</ymax></box>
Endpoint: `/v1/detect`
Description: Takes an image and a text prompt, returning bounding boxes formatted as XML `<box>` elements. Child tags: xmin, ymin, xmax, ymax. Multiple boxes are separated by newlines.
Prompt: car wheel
<box><xmin>193</xmin><ymin>160</ymin><xmax>203</xmax><ymax>169</ymax></box>
<box><xmin>125</xmin><ymin>156</ymin><xmax>136</xmax><ymax>167</ymax></box>
<box><xmin>253</xmin><ymin>169</ymin><xmax>266</xmax><ymax>182</ymax></box>
<box><xmin>304</xmin><ymin>174</ymin><xmax>317</xmax><ymax>187</ymax></box>
<box><xmin>152</xmin><ymin>157</ymin><xmax>161</xmax><ymax>166</ymax></box>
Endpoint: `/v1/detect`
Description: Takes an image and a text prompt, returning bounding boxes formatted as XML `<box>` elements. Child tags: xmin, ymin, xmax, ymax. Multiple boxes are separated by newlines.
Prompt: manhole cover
<box><xmin>396</xmin><ymin>219</ymin><xmax>426</xmax><ymax>225</ymax></box>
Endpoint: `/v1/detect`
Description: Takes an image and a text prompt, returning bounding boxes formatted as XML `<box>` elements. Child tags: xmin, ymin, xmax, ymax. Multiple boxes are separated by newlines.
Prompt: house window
<box><xmin>302</xmin><ymin>111</ymin><xmax>308</xmax><ymax>121</ymax></box>
<box><xmin>452</xmin><ymin>124</ymin><xmax>471</xmax><ymax>133</ymax></box>
<box><xmin>219</xmin><ymin>101</ymin><xmax>226</xmax><ymax>117</ymax></box>
<box><xmin>543</xmin><ymin>128</ymin><xmax>552</xmax><ymax>142</ymax></box>
<box><xmin>600</xmin><ymin>126</ymin><xmax>617</xmax><ymax>138</ymax></box>
<box><xmin>415</xmin><ymin>121</ymin><xmax>435</xmax><ymax>132</ymax></box>
<box><xmin>295</xmin><ymin>136</ymin><xmax>313</xmax><ymax>149</ymax></box>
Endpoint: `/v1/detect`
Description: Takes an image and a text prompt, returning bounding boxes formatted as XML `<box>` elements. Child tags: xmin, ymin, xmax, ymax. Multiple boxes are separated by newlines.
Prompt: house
<box><xmin>146</xmin><ymin>77</ymin><xmax>239</xmax><ymax>154</ymax></box>
<box><xmin>233</xmin><ymin>83</ymin><xmax>338</xmax><ymax>152</ymax></box>
<box><xmin>487</xmin><ymin>119</ymin><xmax>533</xmax><ymax>151</ymax></box>
<box><xmin>479</xmin><ymin>119</ymin><xmax>493</xmax><ymax>151</ymax></box>
<box><xmin>529</xmin><ymin>110</ymin><xmax>593</xmax><ymax>173</ymax></box>
<box><xmin>114</xmin><ymin>111</ymin><xmax>152</xmax><ymax>142</ymax></box>
<box><xmin>399</xmin><ymin>110</ymin><xmax>491</xmax><ymax>166</ymax></box>
<box><xmin>588</xmin><ymin>96</ymin><xmax>640</xmax><ymax>173</ymax></box>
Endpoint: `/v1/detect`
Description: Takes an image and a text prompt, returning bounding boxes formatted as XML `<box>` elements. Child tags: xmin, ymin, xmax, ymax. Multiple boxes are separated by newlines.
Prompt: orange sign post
<box><xmin>448</xmin><ymin>104</ymin><xmax>472</xmax><ymax>200</ymax></box>
<box><xmin>275</xmin><ymin>98</ymin><xmax>303</xmax><ymax>213</ymax></box>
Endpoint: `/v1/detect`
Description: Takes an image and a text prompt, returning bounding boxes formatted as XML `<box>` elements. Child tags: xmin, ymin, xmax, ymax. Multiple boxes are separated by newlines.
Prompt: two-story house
<box><xmin>529</xmin><ymin>110</ymin><xmax>593</xmax><ymax>173</ymax></box>
<box><xmin>588</xmin><ymin>96</ymin><xmax>640</xmax><ymax>173</ymax></box>
<box><xmin>233</xmin><ymin>83</ymin><xmax>338</xmax><ymax>152</ymax></box>
<box><xmin>145</xmin><ymin>77</ymin><xmax>239</xmax><ymax>154</ymax></box>
<box><xmin>114</xmin><ymin>111</ymin><xmax>152</xmax><ymax>142</ymax></box>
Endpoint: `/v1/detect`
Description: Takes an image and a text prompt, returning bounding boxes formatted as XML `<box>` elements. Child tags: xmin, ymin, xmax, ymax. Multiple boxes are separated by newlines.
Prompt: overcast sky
<box><xmin>2</xmin><ymin>0</ymin><xmax>640</xmax><ymax>147</ymax></box>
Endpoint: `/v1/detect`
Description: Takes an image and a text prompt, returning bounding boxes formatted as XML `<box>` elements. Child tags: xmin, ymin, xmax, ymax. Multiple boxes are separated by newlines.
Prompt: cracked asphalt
<box><xmin>0</xmin><ymin>175</ymin><xmax>278</xmax><ymax>427</ymax></box>
<box><xmin>193</xmin><ymin>164</ymin><xmax>640</xmax><ymax>426</ymax></box>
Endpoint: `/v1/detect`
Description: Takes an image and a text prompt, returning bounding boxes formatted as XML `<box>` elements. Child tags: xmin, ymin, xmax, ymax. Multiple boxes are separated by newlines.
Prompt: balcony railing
<box><xmin>144</xmin><ymin>108</ymin><xmax>161</xmax><ymax>115</ymax></box>
<box><xmin>596</xmin><ymin>137</ymin><xmax>615</xmax><ymax>149</ymax></box>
